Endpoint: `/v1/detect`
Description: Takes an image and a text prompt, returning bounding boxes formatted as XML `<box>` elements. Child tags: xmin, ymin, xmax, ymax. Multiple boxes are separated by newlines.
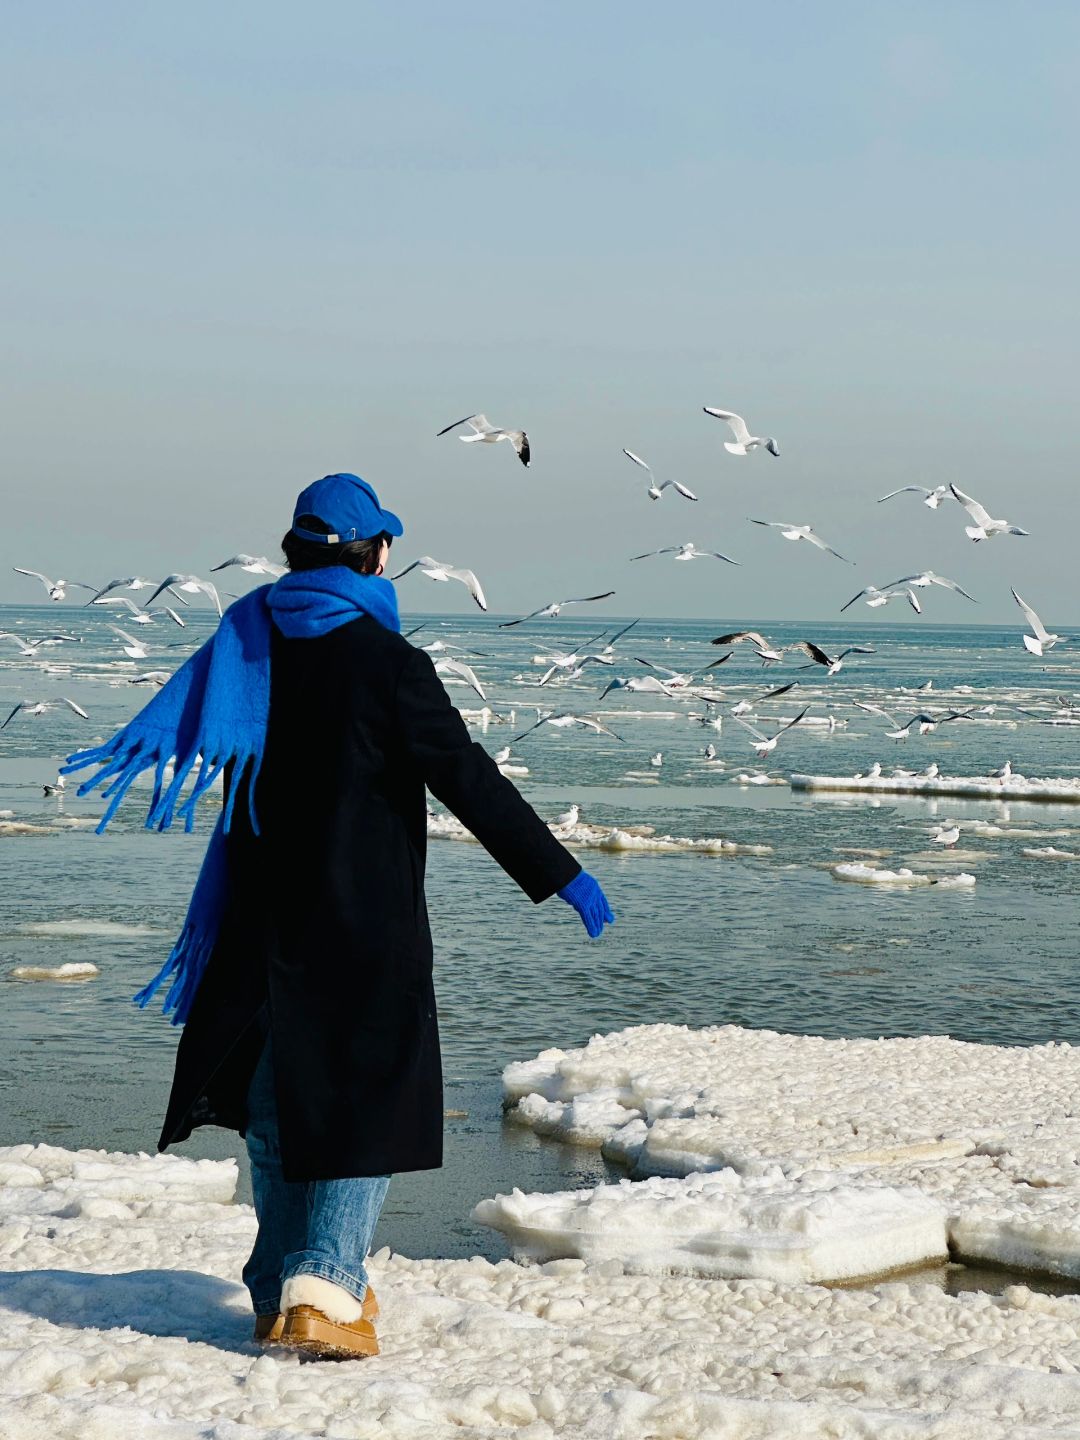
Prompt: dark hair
<box><xmin>281</xmin><ymin>516</ymin><xmax>393</xmax><ymax>575</ymax></box>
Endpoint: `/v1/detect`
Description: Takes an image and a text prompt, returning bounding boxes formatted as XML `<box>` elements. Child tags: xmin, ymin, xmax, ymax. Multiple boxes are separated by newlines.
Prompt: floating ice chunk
<box><xmin>10</xmin><ymin>962</ymin><xmax>99</xmax><ymax>981</ymax></box>
<box><xmin>0</xmin><ymin>820</ymin><xmax>53</xmax><ymax>836</ymax></box>
<box><xmin>793</xmin><ymin>771</ymin><xmax>1080</xmax><ymax>803</ymax></box>
<box><xmin>1022</xmin><ymin>846</ymin><xmax>1080</xmax><ymax>860</ymax></box>
<box><xmin>832</xmin><ymin>862</ymin><xmax>976</xmax><ymax>888</ymax></box>
<box><xmin>18</xmin><ymin>920</ymin><xmax>159</xmax><ymax>938</ymax></box>
<box><xmin>474</xmin><ymin>1168</ymin><xmax>948</xmax><ymax>1283</ymax></box>
<box><xmin>428</xmin><ymin>810</ymin><xmax>770</xmax><ymax>857</ymax></box>
<box><xmin>0</xmin><ymin>1144</ymin><xmax>238</xmax><ymax>1206</ymax></box>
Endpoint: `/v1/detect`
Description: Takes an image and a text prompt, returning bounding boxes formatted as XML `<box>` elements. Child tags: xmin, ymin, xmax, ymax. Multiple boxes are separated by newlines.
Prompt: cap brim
<box><xmin>380</xmin><ymin>508</ymin><xmax>404</xmax><ymax>538</ymax></box>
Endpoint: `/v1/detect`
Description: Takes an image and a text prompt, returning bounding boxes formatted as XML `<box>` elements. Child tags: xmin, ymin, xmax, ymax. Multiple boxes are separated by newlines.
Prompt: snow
<box><xmin>792</xmin><ymin>772</ymin><xmax>1080</xmax><ymax>802</ymax></box>
<box><xmin>7</xmin><ymin>1140</ymin><xmax>1080</xmax><ymax>1436</ymax></box>
<box><xmin>428</xmin><ymin>810</ymin><xmax>772</xmax><ymax>856</ymax></box>
<box><xmin>831</xmin><ymin>863</ymin><xmax>977</xmax><ymax>888</ymax></box>
<box><xmin>501</xmin><ymin>1024</ymin><xmax>1080</xmax><ymax>1284</ymax></box>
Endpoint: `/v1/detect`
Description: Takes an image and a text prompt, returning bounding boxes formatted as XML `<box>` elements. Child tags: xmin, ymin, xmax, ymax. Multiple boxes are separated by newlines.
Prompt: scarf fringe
<box><xmin>133</xmin><ymin>920</ymin><xmax>215</xmax><ymax>1026</ymax></box>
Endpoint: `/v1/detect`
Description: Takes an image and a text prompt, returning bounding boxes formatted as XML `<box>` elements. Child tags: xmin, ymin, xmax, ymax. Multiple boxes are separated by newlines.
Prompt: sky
<box><xmin>2</xmin><ymin>2</ymin><xmax>1078</xmax><ymax>623</ymax></box>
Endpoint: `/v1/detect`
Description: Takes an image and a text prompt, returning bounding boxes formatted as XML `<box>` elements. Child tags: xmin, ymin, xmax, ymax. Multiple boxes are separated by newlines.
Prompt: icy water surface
<box><xmin>2</xmin><ymin>600</ymin><xmax>1080</xmax><ymax>1263</ymax></box>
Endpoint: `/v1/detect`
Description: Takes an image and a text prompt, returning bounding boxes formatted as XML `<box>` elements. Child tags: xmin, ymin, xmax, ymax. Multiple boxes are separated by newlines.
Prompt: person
<box><xmin>63</xmin><ymin>472</ymin><xmax>614</xmax><ymax>1361</ymax></box>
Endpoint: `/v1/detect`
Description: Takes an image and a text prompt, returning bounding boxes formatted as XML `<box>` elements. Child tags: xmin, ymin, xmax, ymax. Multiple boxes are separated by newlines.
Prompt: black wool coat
<box><xmin>158</xmin><ymin>618</ymin><xmax>581</xmax><ymax>1181</ymax></box>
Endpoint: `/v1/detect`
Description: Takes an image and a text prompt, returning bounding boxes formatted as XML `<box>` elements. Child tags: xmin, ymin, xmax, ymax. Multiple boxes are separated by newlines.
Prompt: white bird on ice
<box><xmin>621</xmin><ymin>450</ymin><xmax>698</xmax><ymax>502</ymax></box>
<box><xmin>12</xmin><ymin>569</ymin><xmax>96</xmax><ymax>602</ymax></box>
<box><xmin>210</xmin><ymin>554</ymin><xmax>287</xmax><ymax>578</ymax></box>
<box><xmin>933</xmin><ymin>825</ymin><xmax>960</xmax><ymax>847</ymax></box>
<box><xmin>1</xmin><ymin>696</ymin><xmax>89</xmax><ymax>729</ymax></box>
<box><xmin>391</xmin><ymin>557</ymin><xmax>488</xmax><ymax>611</ymax></box>
<box><xmin>885</xmin><ymin>570</ymin><xmax>977</xmax><ymax>603</ymax></box>
<box><xmin>991</xmin><ymin>760</ymin><xmax>1013</xmax><ymax>780</ymax></box>
<box><xmin>553</xmin><ymin>803</ymin><xmax>580</xmax><ymax>828</ymax></box>
<box><xmin>949</xmin><ymin>484</ymin><xmax>1029</xmax><ymax>542</ymax></box>
<box><xmin>841</xmin><ymin>585</ymin><xmax>921</xmax><ymax>614</ymax></box>
<box><xmin>649</xmin><ymin>752</ymin><xmax>663</xmax><ymax>767</ymax></box>
<box><xmin>704</xmin><ymin>743</ymin><xmax>717</xmax><ymax>760</ymax></box>
<box><xmin>749</xmin><ymin>520</ymin><xmax>852</xmax><ymax>563</ymax></box>
<box><xmin>110</xmin><ymin>626</ymin><xmax>149</xmax><ymax>660</ymax></box>
<box><xmin>437</xmin><ymin>413</ymin><xmax>530</xmax><ymax>467</ymax></box>
<box><xmin>1011</xmin><ymin>588</ymin><xmax>1066</xmax><ymax>656</ymax></box>
<box><xmin>734</xmin><ymin>706</ymin><xmax>810</xmax><ymax>757</ymax></box>
<box><xmin>146</xmin><ymin>574</ymin><xmax>222</xmax><ymax>616</ymax></box>
<box><xmin>795</xmin><ymin>641</ymin><xmax>875</xmax><ymax>676</ymax></box>
<box><xmin>702</xmin><ymin>407</ymin><xmax>779</xmax><ymax>456</ymax></box>
<box><xmin>493</xmin><ymin>747</ymin><xmax>512</xmax><ymax>765</ymax></box>
<box><xmin>499</xmin><ymin>592</ymin><xmax>615</xmax><ymax>628</ymax></box>
<box><xmin>877</xmin><ymin>485</ymin><xmax>950</xmax><ymax>509</ymax></box>
<box><xmin>630</xmin><ymin>541</ymin><xmax>740</xmax><ymax>566</ymax></box>
<box><xmin>432</xmin><ymin>658</ymin><xmax>486</xmax><ymax>701</ymax></box>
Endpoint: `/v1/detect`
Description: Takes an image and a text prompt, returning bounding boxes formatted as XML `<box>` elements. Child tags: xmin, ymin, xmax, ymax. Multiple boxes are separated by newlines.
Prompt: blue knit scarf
<box><xmin>62</xmin><ymin>567</ymin><xmax>400</xmax><ymax>1024</ymax></box>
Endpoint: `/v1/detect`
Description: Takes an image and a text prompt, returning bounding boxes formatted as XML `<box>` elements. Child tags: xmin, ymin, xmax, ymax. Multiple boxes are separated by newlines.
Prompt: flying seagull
<box><xmin>841</xmin><ymin>585</ymin><xmax>922</xmax><ymax>614</ymax></box>
<box><xmin>1011</xmin><ymin>588</ymin><xmax>1067</xmax><ymax>657</ymax></box>
<box><xmin>711</xmin><ymin>630</ymin><xmax>785</xmax><ymax>664</ymax></box>
<box><xmin>1</xmin><ymin>696</ymin><xmax>89</xmax><ymax>729</ymax></box>
<box><xmin>630</xmin><ymin>542</ymin><xmax>740</xmax><ymax>565</ymax></box>
<box><xmin>795</xmin><ymin>641</ymin><xmax>875</xmax><ymax>676</ymax></box>
<box><xmin>498</xmin><ymin>592</ymin><xmax>615</xmax><ymax>628</ymax></box>
<box><xmin>702</xmin><ymin>407</ymin><xmax>779</xmax><ymax>456</ymax></box>
<box><xmin>885</xmin><ymin>571</ymin><xmax>977</xmax><ymax>603</ymax></box>
<box><xmin>437</xmin><ymin>413</ymin><xmax>530</xmax><ymax>468</ymax></box>
<box><xmin>513</xmin><ymin>712</ymin><xmax>625</xmax><ymax>744</ymax></box>
<box><xmin>91</xmin><ymin>595</ymin><xmax>156</xmax><ymax>624</ymax></box>
<box><xmin>622</xmin><ymin>450</ymin><xmax>697</xmax><ymax>502</ymax></box>
<box><xmin>109</xmin><ymin>626</ymin><xmax>150</xmax><ymax>660</ymax></box>
<box><xmin>735</xmin><ymin>706</ymin><xmax>809</xmax><ymax>757</ymax></box>
<box><xmin>391</xmin><ymin>556</ymin><xmax>488</xmax><ymax>611</ymax></box>
<box><xmin>949</xmin><ymin>484</ymin><xmax>1029</xmax><ymax>542</ymax></box>
<box><xmin>748</xmin><ymin>520</ymin><xmax>852</xmax><ymax>563</ymax></box>
<box><xmin>145</xmin><ymin>574</ymin><xmax>223</xmax><ymax>617</ymax></box>
<box><xmin>877</xmin><ymin>485</ymin><xmax>950</xmax><ymax>509</ymax></box>
<box><xmin>432</xmin><ymin>657</ymin><xmax>486</xmax><ymax>701</ymax></box>
<box><xmin>87</xmin><ymin>576</ymin><xmax>181</xmax><ymax>605</ymax></box>
<box><xmin>210</xmin><ymin>554</ymin><xmax>287</xmax><ymax>578</ymax></box>
<box><xmin>12</xmin><ymin>569</ymin><xmax>96</xmax><ymax>602</ymax></box>
<box><xmin>598</xmin><ymin>674</ymin><xmax>677</xmax><ymax>700</ymax></box>
<box><xmin>0</xmin><ymin>632</ymin><xmax>80</xmax><ymax>657</ymax></box>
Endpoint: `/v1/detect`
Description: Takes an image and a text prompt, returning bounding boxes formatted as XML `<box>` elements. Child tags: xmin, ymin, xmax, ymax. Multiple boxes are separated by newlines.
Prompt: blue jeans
<box><xmin>241</xmin><ymin>1032</ymin><xmax>391</xmax><ymax>1316</ymax></box>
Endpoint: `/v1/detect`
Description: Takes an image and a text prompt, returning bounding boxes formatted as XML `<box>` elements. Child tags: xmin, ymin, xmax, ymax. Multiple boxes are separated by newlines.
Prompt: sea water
<box><xmin>2</xmin><ymin>600</ymin><xmax>1079</xmax><ymax>1263</ymax></box>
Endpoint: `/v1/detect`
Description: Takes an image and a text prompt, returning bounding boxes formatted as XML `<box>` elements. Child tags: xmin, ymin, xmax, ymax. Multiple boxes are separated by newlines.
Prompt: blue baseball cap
<box><xmin>291</xmin><ymin>473</ymin><xmax>404</xmax><ymax>543</ymax></box>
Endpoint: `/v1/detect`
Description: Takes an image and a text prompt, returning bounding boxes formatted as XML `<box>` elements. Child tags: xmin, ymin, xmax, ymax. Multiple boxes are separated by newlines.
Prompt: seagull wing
<box><xmin>605</xmin><ymin>618</ymin><xmax>641</xmax><ymax>646</ymax></box>
<box><xmin>669</xmin><ymin>481</ymin><xmax>698</xmax><ymax>501</ymax></box>
<box><xmin>837</xmin><ymin>646</ymin><xmax>876</xmax><ymax>659</ymax></box>
<box><xmin>707</xmin><ymin>549</ymin><xmax>740</xmax><ymax>565</ymax></box>
<box><xmin>210</xmin><ymin>555</ymin><xmax>257</xmax><ymax>572</ymax></box>
<box><xmin>734</xmin><ymin>716</ymin><xmax>768</xmax><ymax>742</ymax></box>
<box><xmin>13</xmin><ymin>568</ymin><xmax>52</xmax><ymax>590</ymax></box>
<box><xmin>434</xmin><ymin>659</ymin><xmax>486</xmax><ymax>701</ymax></box>
<box><xmin>748</xmin><ymin>518</ymin><xmax>785</xmax><ymax>530</ymax></box>
<box><xmin>109</xmin><ymin>626</ymin><xmax>141</xmax><ymax>646</ymax></box>
<box><xmin>854</xmin><ymin>701</ymin><xmax>898</xmax><ymax>724</ymax></box>
<box><xmin>445</xmin><ymin>567</ymin><xmax>488</xmax><ymax>611</ymax></box>
<box><xmin>0</xmin><ymin>702</ymin><xmax>27</xmax><ymax>728</ymax></box>
<box><xmin>467</xmin><ymin>414</ymin><xmax>496</xmax><ymax>435</ymax></box>
<box><xmin>949</xmin><ymin>484</ymin><xmax>993</xmax><ymax>528</ymax></box>
<box><xmin>703</xmin><ymin>408</ymin><xmax>751</xmax><ymax>444</ymax></box>
<box><xmin>929</xmin><ymin>573</ymin><xmax>977</xmax><ymax>601</ymax></box>
<box><xmin>436</xmin><ymin>413</ymin><xmax>479</xmax><ymax>437</ymax></box>
<box><xmin>622</xmin><ymin>449</ymin><xmax>652</xmax><ymax>474</ymax></box>
<box><xmin>877</xmin><ymin>487</ymin><xmax>928</xmax><ymax>503</ymax></box>
<box><xmin>796</xmin><ymin>641</ymin><xmax>831</xmax><ymax>667</ymax></box>
<box><xmin>563</xmin><ymin>592</ymin><xmax>616</xmax><ymax>606</ymax></box>
<box><xmin>775</xmin><ymin>706</ymin><xmax>810</xmax><ymax>736</ymax></box>
<box><xmin>705</xmin><ymin>652</ymin><xmax>734</xmax><ymax>669</ymax></box>
<box><xmin>758</xmin><ymin>681</ymin><xmax>799</xmax><ymax>701</ymax></box>
<box><xmin>511</xmin><ymin>715</ymin><xmax>549</xmax><ymax>743</ymax></box>
<box><xmin>630</xmin><ymin>548</ymin><xmax>675</xmax><ymax>560</ymax></box>
<box><xmin>1012</xmin><ymin>588</ymin><xmax>1051</xmax><ymax>643</ymax></box>
<box><xmin>145</xmin><ymin>575</ymin><xmax>182</xmax><ymax>607</ymax></box>
<box><xmin>389</xmin><ymin>559</ymin><xmax>423</xmax><ymax>581</ymax></box>
<box><xmin>60</xmin><ymin>696</ymin><xmax>90</xmax><ymax>719</ymax></box>
<box><xmin>805</xmin><ymin>530</ymin><xmax>852</xmax><ymax>563</ymax></box>
<box><xmin>840</xmin><ymin>587</ymin><xmax>874</xmax><ymax>612</ymax></box>
<box><xmin>498</xmin><ymin>605</ymin><xmax>548</xmax><ymax>628</ymax></box>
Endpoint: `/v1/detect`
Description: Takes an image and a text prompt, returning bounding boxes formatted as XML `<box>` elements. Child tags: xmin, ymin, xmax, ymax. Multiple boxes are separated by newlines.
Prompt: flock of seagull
<box><xmin>1</xmin><ymin>403</ymin><xmax>1066</xmax><ymax>769</ymax></box>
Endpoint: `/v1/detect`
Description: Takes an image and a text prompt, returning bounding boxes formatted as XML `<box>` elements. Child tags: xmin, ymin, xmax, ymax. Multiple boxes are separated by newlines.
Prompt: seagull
<box><xmin>512</xmin><ymin>712</ymin><xmax>625</xmax><ymax>743</ymax></box>
<box><xmin>538</xmin><ymin>653</ymin><xmax>614</xmax><ymax>686</ymax></box>
<box><xmin>841</xmin><ymin>585</ymin><xmax>922</xmax><ymax>614</ymax></box>
<box><xmin>437</xmin><ymin>413</ymin><xmax>530</xmax><ymax>468</ymax></box>
<box><xmin>795</xmin><ymin>642</ymin><xmax>875</xmax><ymax>676</ymax></box>
<box><xmin>649</xmin><ymin>752</ymin><xmax>663</xmax><ymax>767</ymax></box>
<box><xmin>630</xmin><ymin>542</ymin><xmax>740</xmax><ymax>565</ymax></box>
<box><xmin>498</xmin><ymin>592</ymin><xmax>615</xmax><ymax>628</ymax></box>
<box><xmin>553</xmin><ymin>803</ymin><xmax>580</xmax><ymax>828</ymax></box>
<box><xmin>210</xmin><ymin>554</ymin><xmax>287</xmax><ymax>578</ymax></box>
<box><xmin>711</xmin><ymin>630</ymin><xmax>785</xmax><ymax>664</ymax></box>
<box><xmin>129</xmin><ymin>671</ymin><xmax>171</xmax><ymax>687</ymax></box>
<box><xmin>748</xmin><ymin>520</ymin><xmax>852</xmax><ymax>563</ymax></box>
<box><xmin>12</xmin><ymin>569</ymin><xmax>96</xmax><ymax>602</ymax></box>
<box><xmin>598</xmin><ymin>674</ymin><xmax>677</xmax><ymax>700</ymax></box>
<box><xmin>933</xmin><ymin>825</ymin><xmax>961</xmax><ymax>848</ymax></box>
<box><xmin>0</xmin><ymin>632</ymin><xmax>79</xmax><ymax>657</ymax></box>
<box><xmin>87</xmin><ymin>576</ymin><xmax>175</xmax><ymax>605</ymax></box>
<box><xmin>109</xmin><ymin>626</ymin><xmax>149</xmax><ymax>660</ymax></box>
<box><xmin>432</xmin><ymin>658</ymin><xmax>486</xmax><ymax>701</ymax></box>
<box><xmin>43</xmin><ymin>774</ymin><xmax>65</xmax><ymax>796</ymax></box>
<box><xmin>1011</xmin><ymin>588</ymin><xmax>1067</xmax><ymax>657</ymax></box>
<box><xmin>949</xmin><ymin>484</ymin><xmax>1029</xmax><ymax>542</ymax></box>
<box><xmin>704</xmin><ymin>743</ymin><xmax>717</xmax><ymax>760</ymax></box>
<box><xmin>1</xmin><ymin>696</ymin><xmax>89</xmax><ymax>729</ymax></box>
<box><xmin>622</xmin><ymin>450</ymin><xmax>698</xmax><ymax>502</ymax></box>
<box><xmin>757</xmin><ymin>681</ymin><xmax>800</xmax><ymax>702</ymax></box>
<box><xmin>91</xmin><ymin>596</ymin><xmax>155</xmax><ymax>624</ymax></box>
<box><xmin>885</xmin><ymin>571</ymin><xmax>977</xmax><ymax>603</ymax></box>
<box><xmin>734</xmin><ymin>706</ymin><xmax>809</xmax><ymax>757</ymax></box>
<box><xmin>702</xmin><ymin>407</ymin><xmax>779</xmax><ymax>457</ymax></box>
<box><xmin>991</xmin><ymin>760</ymin><xmax>1013</xmax><ymax>780</ymax></box>
<box><xmin>145</xmin><ymin>574</ymin><xmax>222</xmax><ymax>616</ymax></box>
<box><xmin>391</xmin><ymin>556</ymin><xmax>488</xmax><ymax>611</ymax></box>
<box><xmin>877</xmin><ymin>485</ymin><xmax>950</xmax><ymax>509</ymax></box>
<box><xmin>634</xmin><ymin>658</ymin><xmax>694</xmax><ymax>687</ymax></box>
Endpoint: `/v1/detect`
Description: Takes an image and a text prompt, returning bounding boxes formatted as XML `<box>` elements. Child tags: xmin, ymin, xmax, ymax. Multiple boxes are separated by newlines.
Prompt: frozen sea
<box><xmin>3</xmin><ymin>598</ymin><xmax>1080</xmax><ymax>1271</ymax></box>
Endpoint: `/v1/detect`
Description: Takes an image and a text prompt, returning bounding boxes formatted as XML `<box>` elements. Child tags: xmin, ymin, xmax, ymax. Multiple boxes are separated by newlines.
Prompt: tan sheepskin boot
<box><xmin>277</xmin><ymin>1274</ymin><xmax>379</xmax><ymax>1359</ymax></box>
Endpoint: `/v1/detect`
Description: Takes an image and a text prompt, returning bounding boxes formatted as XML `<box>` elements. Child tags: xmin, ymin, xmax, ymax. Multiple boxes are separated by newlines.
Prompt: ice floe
<box><xmin>9</xmin><ymin>962</ymin><xmax>99</xmax><ymax>981</ymax></box>
<box><xmin>792</xmin><ymin>772</ymin><xmax>1080</xmax><ymax>802</ymax></box>
<box><xmin>428</xmin><ymin>810</ymin><xmax>772</xmax><ymax>856</ymax></box>
<box><xmin>1022</xmin><ymin>847</ymin><xmax>1080</xmax><ymax>860</ymax></box>
<box><xmin>17</xmin><ymin>920</ymin><xmax>159</xmax><ymax>938</ymax></box>
<box><xmin>832</xmin><ymin>863</ymin><xmax>976</xmax><ymax>887</ymax></box>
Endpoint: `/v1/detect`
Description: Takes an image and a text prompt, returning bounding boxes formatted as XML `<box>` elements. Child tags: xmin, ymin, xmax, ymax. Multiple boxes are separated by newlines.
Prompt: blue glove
<box><xmin>558</xmin><ymin>870</ymin><xmax>615</xmax><ymax>939</ymax></box>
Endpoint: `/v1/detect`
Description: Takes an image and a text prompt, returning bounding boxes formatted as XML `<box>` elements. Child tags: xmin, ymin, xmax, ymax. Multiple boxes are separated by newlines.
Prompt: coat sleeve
<box><xmin>394</xmin><ymin>645</ymin><xmax>582</xmax><ymax>902</ymax></box>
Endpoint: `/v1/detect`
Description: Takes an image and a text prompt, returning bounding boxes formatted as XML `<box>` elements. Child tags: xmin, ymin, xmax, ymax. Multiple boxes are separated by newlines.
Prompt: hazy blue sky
<box><xmin>3</xmin><ymin>2</ymin><xmax>1077</xmax><ymax>623</ymax></box>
